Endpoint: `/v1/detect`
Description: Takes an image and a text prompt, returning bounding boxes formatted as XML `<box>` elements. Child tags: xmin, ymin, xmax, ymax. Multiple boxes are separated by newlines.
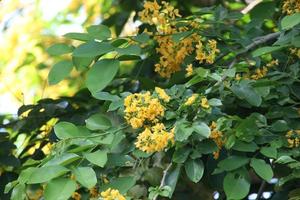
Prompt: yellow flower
<box><xmin>135</xmin><ymin>123</ymin><xmax>174</xmax><ymax>153</ymax></box>
<box><xmin>184</xmin><ymin>94</ymin><xmax>198</xmax><ymax>106</ymax></box>
<box><xmin>200</xmin><ymin>97</ymin><xmax>210</xmax><ymax>109</ymax></box>
<box><xmin>101</xmin><ymin>188</ymin><xmax>126</xmax><ymax>200</ymax></box>
<box><xmin>72</xmin><ymin>192</ymin><xmax>81</xmax><ymax>200</ymax></box>
<box><xmin>138</xmin><ymin>0</ymin><xmax>180</xmax><ymax>27</ymax></box>
<box><xmin>290</xmin><ymin>48</ymin><xmax>300</xmax><ymax>58</ymax></box>
<box><xmin>196</xmin><ymin>39</ymin><xmax>219</xmax><ymax>64</ymax></box>
<box><xmin>154</xmin><ymin>33</ymin><xmax>199</xmax><ymax>78</ymax></box>
<box><xmin>186</xmin><ymin>64</ymin><xmax>193</xmax><ymax>77</ymax></box>
<box><xmin>89</xmin><ymin>187</ymin><xmax>99</xmax><ymax>198</ymax></box>
<box><xmin>209</xmin><ymin>121</ymin><xmax>224</xmax><ymax>159</ymax></box>
<box><xmin>282</xmin><ymin>0</ymin><xmax>300</xmax><ymax>15</ymax></box>
<box><xmin>155</xmin><ymin>87</ymin><xmax>170</xmax><ymax>102</ymax></box>
<box><xmin>266</xmin><ymin>59</ymin><xmax>279</xmax><ymax>68</ymax></box>
<box><xmin>286</xmin><ymin>130</ymin><xmax>300</xmax><ymax>148</ymax></box>
<box><xmin>124</xmin><ymin>92</ymin><xmax>165</xmax><ymax>129</ymax></box>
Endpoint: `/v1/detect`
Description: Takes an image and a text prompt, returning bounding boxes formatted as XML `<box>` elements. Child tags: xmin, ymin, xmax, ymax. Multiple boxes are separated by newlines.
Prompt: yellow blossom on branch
<box><xmin>184</xmin><ymin>94</ymin><xmax>198</xmax><ymax>106</ymax></box>
<box><xmin>195</xmin><ymin>39</ymin><xmax>220</xmax><ymax>64</ymax></box>
<box><xmin>135</xmin><ymin>123</ymin><xmax>174</xmax><ymax>153</ymax></box>
<box><xmin>282</xmin><ymin>0</ymin><xmax>300</xmax><ymax>15</ymax></box>
<box><xmin>124</xmin><ymin>92</ymin><xmax>165</xmax><ymax>129</ymax></box>
<box><xmin>286</xmin><ymin>130</ymin><xmax>300</xmax><ymax>148</ymax></box>
<box><xmin>100</xmin><ymin>188</ymin><xmax>126</xmax><ymax>200</ymax></box>
<box><xmin>200</xmin><ymin>97</ymin><xmax>210</xmax><ymax>109</ymax></box>
<box><xmin>186</xmin><ymin>64</ymin><xmax>194</xmax><ymax>77</ymax></box>
<box><xmin>210</xmin><ymin>121</ymin><xmax>224</xmax><ymax>159</ymax></box>
<box><xmin>155</xmin><ymin>87</ymin><xmax>170</xmax><ymax>102</ymax></box>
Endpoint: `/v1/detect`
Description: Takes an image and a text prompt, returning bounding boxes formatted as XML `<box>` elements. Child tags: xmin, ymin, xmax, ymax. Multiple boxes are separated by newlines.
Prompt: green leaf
<box><xmin>192</xmin><ymin>122</ymin><xmax>211</xmax><ymax>138</ymax></box>
<box><xmin>172</xmin><ymin>147</ymin><xmax>191</xmax><ymax>163</ymax></box>
<box><xmin>73</xmin><ymin>41</ymin><xmax>114</xmax><ymax>57</ymax></box>
<box><xmin>87</xmin><ymin>24</ymin><xmax>111</xmax><ymax>40</ymax></box>
<box><xmin>54</xmin><ymin>122</ymin><xmax>83</xmax><ymax>139</ymax></box>
<box><xmin>175</xmin><ymin>121</ymin><xmax>194</xmax><ymax>142</ymax></box>
<box><xmin>101</xmin><ymin>177</ymin><xmax>135</xmax><ymax>194</ymax></box>
<box><xmin>231</xmin><ymin>81</ymin><xmax>262</xmax><ymax>106</ymax></box>
<box><xmin>44</xmin><ymin>153</ymin><xmax>80</xmax><ymax>166</ymax></box>
<box><xmin>281</xmin><ymin>13</ymin><xmax>300</xmax><ymax>30</ymax></box>
<box><xmin>270</xmin><ymin>120</ymin><xmax>289</xmax><ymax>132</ymax></box>
<box><xmin>223</xmin><ymin>171</ymin><xmax>250</xmax><ymax>199</ymax></box>
<box><xmin>225</xmin><ymin>135</ymin><xmax>236</xmax><ymax>149</ymax></box>
<box><xmin>27</xmin><ymin>165</ymin><xmax>69</xmax><ymax>184</ymax></box>
<box><xmin>73</xmin><ymin>167</ymin><xmax>97</xmax><ymax>189</ymax></box>
<box><xmin>250</xmin><ymin>158</ymin><xmax>273</xmax><ymax>181</ymax></box>
<box><xmin>116</xmin><ymin>45</ymin><xmax>141</xmax><ymax>56</ymax></box>
<box><xmin>260</xmin><ymin>146</ymin><xmax>277</xmax><ymax>159</ymax></box>
<box><xmin>133</xmin><ymin>33</ymin><xmax>150</xmax><ymax>43</ymax></box>
<box><xmin>172</xmin><ymin>31</ymin><xmax>192</xmax><ymax>43</ymax></box>
<box><xmin>85</xmin><ymin>113</ymin><xmax>111</xmax><ymax>130</ymax></box>
<box><xmin>44</xmin><ymin>178</ymin><xmax>76</xmax><ymax>200</ymax></box>
<box><xmin>92</xmin><ymin>91</ymin><xmax>120</xmax><ymax>101</ymax></box>
<box><xmin>185</xmin><ymin>159</ymin><xmax>204</xmax><ymax>183</ymax></box>
<box><xmin>232</xmin><ymin>141</ymin><xmax>258</xmax><ymax>152</ymax></box>
<box><xmin>48</xmin><ymin>61</ymin><xmax>73</xmax><ymax>85</ymax></box>
<box><xmin>252</xmin><ymin>46</ymin><xmax>284</xmax><ymax>57</ymax></box>
<box><xmin>85</xmin><ymin>150</ymin><xmax>108</xmax><ymax>167</ymax></box>
<box><xmin>106</xmin><ymin>154</ymin><xmax>135</xmax><ymax>167</ymax></box>
<box><xmin>72</xmin><ymin>56</ymin><xmax>94</xmax><ymax>71</ymax></box>
<box><xmin>18</xmin><ymin>167</ymin><xmax>36</xmax><ymax>184</ymax></box>
<box><xmin>208</xmin><ymin>98</ymin><xmax>222</xmax><ymax>106</ymax></box>
<box><xmin>4</xmin><ymin>180</ymin><xmax>18</xmax><ymax>194</ymax></box>
<box><xmin>217</xmin><ymin>156</ymin><xmax>249</xmax><ymax>171</ymax></box>
<box><xmin>47</xmin><ymin>43</ymin><xmax>74</xmax><ymax>56</ymax></box>
<box><xmin>86</xmin><ymin>59</ymin><xmax>119</xmax><ymax>93</ymax></box>
<box><xmin>11</xmin><ymin>184</ymin><xmax>26</xmax><ymax>200</ymax></box>
<box><xmin>64</xmin><ymin>32</ymin><xmax>91</xmax><ymax>41</ymax></box>
<box><xmin>165</xmin><ymin>164</ymin><xmax>181</xmax><ymax>198</ymax></box>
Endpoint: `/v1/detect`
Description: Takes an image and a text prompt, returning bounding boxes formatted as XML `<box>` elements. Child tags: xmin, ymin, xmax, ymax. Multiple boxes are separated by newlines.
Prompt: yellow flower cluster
<box><xmin>186</xmin><ymin>64</ymin><xmax>194</xmax><ymax>77</ymax></box>
<box><xmin>201</xmin><ymin>97</ymin><xmax>210</xmax><ymax>109</ymax></box>
<box><xmin>184</xmin><ymin>94</ymin><xmax>210</xmax><ymax>109</ymax></box>
<box><xmin>184</xmin><ymin>94</ymin><xmax>198</xmax><ymax>106</ymax></box>
<box><xmin>135</xmin><ymin>123</ymin><xmax>175</xmax><ymax>153</ymax></box>
<box><xmin>210</xmin><ymin>121</ymin><xmax>224</xmax><ymax>159</ymax></box>
<box><xmin>286</xmin><ymin>130</ymin><xmax>300</xmax><ymax>148</ymax></box>
<box><xmin>235</xmin><ymin>59</ymin><xmax>279</xmax><ymax>80</ymax></box>
<box><xmin>155</xmin><ymin>87</ymin><xmax>170</xmax><ymax>102</ymax></box>
<box><xmin>72</xmin><ymin>192</ymin><xmax>81</xmax><ymax>200</ymax></box>
<box><xmin>196</xmin><ymin>39</ymin><xmax>220</xmax><ymax>64</ymax></box>
<box><xmin>101</xmin><ymin>188</ymin><xmax>126</xmax><ymax>200</ymax></box>
<box><xmin>139</xmin><ymin>1</ymin><xmax>219</xmax><ymax>78</ymax></box>
<box><xmin>138</xmin><ymin>0</ymin><xmax>181</xmax><ymax>27</ymax></box>
<box><xmin>290</xmin><ymin>48</ymin><xmax>300</xmax><ymax>58</ymax></box>
<box><xmin>89</xmin><ymin>187</ymin><xmax>99</xmax><ymax>198</ymax></box>
<box><xmin>154</xmin><ymin>33</ymin><xmax>200</xmax><ymax>78</ymax></box>
<box><xmin>124</xmin><ymin>92</ymin><xmax>164</xmax><ymax>129</ymax></box>
<box><xmin>282</xmin><ymin>0</ymin><xmax>300</xmax><ymax>15</ymax></box>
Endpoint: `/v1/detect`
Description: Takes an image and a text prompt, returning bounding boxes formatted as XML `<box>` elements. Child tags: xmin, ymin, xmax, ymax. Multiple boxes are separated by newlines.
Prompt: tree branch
<box><xmin>255</xmin><ymin>180</ymin><xmax>267</xmax><ymax>200</ymax></box>
<box><xmin>241</xmin><ymin>0</ymin><xmax>263</xmax><ymax>14</ymax></box>
<box><xmin>212</xmin><ymin>32</ymin><xmax>281</xmax><ymax>87</ymax></box>
<box><xmin>153</xmin><ymin>163</ymin><xmax>173</xmax><ymax>200</ymax></box>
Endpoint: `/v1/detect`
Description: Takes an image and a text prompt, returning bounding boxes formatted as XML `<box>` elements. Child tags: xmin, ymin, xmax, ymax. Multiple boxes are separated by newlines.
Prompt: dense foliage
<box><xmin>1</xmin><ymin>0</ymin><xmax>300</xmax><ymax>199</ymax></box>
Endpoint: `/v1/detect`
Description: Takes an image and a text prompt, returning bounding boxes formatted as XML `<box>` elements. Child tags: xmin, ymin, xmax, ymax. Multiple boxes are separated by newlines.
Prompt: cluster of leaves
<box><xmin>1</xmin><ymin>0</ymin><xmax>300</xmax><ymax>200</ymax></box>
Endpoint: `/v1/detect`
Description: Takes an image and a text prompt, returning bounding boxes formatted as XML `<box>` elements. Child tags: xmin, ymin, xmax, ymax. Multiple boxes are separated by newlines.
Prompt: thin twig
<box><xmin>241</xmin><ymin>0</ymin><xmax>263</xmax><ymax>14</ymax></box>
<box><xmin>212</xmin><ymin>32</ymin><xmax>281</xmax><ymax>87</ymax></box>
<box><xmin>153</xmin><ymin>163</ymin><xmax>173</xmax><ymax>200</ymax></box>
<box><xmin>255</xmin><ymin>180</ymin><xmax>266</xmax><ymax>200</ymax></box>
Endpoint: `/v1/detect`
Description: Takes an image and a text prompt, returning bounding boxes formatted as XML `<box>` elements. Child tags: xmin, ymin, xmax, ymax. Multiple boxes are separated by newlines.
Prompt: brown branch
<box><xmin>255</xmin><ymin>180</ymin><xmax>267</xmax><ymax>200</ymax></box>
<box><xmin>153</xmin><ymin>163</ymin><xmax>173</xmax><ymax>200</ymax></box>
<box><xmin>212</xmin><ymin>32</ymin><xmax>281</xmax><ymax>87</ymax></box>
